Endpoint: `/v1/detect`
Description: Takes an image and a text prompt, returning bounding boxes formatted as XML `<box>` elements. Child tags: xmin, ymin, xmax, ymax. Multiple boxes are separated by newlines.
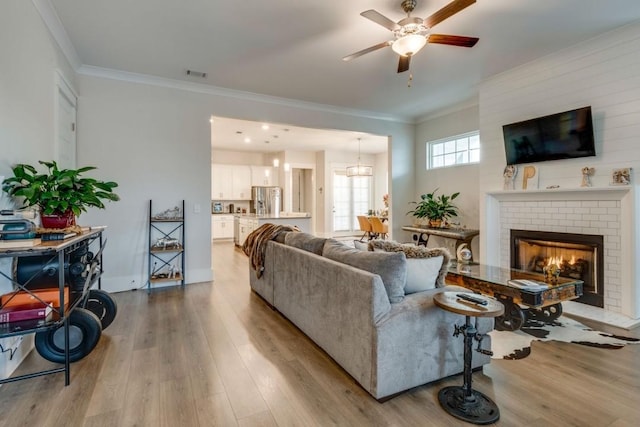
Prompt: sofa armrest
<box><xmin>371</xmin><ymin>284</ymin><xmax>493</xmax><ymax>399</ymax></box>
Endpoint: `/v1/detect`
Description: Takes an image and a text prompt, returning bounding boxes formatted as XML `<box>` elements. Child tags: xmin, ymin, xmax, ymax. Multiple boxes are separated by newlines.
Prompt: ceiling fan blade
<box><xmin>428</xmin><ymin>34</ymin><xmax>479</xmax><ymax>47</ymax></box>
<box><xmin>343</xmin><ymin>41</ymin><xmax>392</xmax><ymax>61</ymax></box>
<box><xmin>397</xmin><ymin>55</ymin><xmax>411</xmax><ymax>73</ymax></box>
<box><xmin>424</xmin><ymin>0</ymin><xmax>476</xmax><ymax>29</ymax></box>
<box><xmin>361</xmin><ymin>9</ymin><xmax>401</xmax><ymax>31</ymax></box>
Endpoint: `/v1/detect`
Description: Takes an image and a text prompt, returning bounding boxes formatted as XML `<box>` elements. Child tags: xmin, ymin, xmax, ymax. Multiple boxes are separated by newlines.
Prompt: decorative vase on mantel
<box><xmin>40</xmin><ymin>209</ymin><xmax>76</xmax><ymax>229</ymax></box>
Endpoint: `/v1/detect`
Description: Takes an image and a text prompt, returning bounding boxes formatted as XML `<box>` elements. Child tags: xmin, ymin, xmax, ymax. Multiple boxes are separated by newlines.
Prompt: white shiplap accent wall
<box><xmin>478</xmin><ymin>22</ymin><xmax>640</xmax><ymax>320</ymax></box>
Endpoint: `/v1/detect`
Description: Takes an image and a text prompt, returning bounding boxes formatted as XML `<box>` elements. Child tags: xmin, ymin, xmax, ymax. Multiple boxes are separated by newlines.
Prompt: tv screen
<box><xmin>502</xmin><ymin>106</ymin><xmax>595</xmax><ymax>165</ymax></box>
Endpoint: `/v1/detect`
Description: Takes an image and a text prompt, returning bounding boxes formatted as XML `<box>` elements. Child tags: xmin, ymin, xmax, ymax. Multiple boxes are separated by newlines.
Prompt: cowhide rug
<box><xmin>489</xmin><ymin>316</ymin><xmax>640</xmax><ymax>360</ymax></box>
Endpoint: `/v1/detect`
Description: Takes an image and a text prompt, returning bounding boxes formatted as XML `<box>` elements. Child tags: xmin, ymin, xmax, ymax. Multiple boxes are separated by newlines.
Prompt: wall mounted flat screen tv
<box><xmin>503</xmin><ymin>106</ymin><xmax>595</xmax><ymax>165</ymax></box>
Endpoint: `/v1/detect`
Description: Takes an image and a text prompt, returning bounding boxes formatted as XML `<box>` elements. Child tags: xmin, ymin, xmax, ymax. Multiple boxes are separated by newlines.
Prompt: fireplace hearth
<box><xmin>511</xmin><ymin>230</ymin><xmax>604</xmax><ymax>307</ymax></box>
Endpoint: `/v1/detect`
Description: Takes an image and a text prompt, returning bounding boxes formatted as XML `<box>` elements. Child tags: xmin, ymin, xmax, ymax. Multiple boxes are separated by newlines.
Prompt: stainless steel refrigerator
<box><xmin>250</xmin><ymin>186</ymin><xmax>282</xmax><ymax>217</ymax></box>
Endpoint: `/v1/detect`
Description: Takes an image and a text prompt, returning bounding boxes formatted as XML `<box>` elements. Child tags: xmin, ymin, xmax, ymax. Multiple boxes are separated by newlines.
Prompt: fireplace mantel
<box><xmin>487</xmin><ymin>186</ymin><xmax>631</xmax><ymax>202</ymax></box>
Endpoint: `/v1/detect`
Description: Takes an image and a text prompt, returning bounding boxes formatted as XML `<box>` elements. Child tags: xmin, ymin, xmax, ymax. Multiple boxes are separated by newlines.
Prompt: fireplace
<box><xmin>510</xmin><ymin>229</ymin><xmax>604</xmax><ymax>307</ymax></box>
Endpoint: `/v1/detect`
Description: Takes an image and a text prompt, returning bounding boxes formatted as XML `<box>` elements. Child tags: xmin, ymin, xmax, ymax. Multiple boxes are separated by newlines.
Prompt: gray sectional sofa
<box><xmin>248</xmin><ymin>232</ymin><xmax>494</xmax><ymax>400</ymax></box>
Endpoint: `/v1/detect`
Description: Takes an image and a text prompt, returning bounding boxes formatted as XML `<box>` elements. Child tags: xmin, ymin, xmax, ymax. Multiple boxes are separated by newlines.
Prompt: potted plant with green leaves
<box><xmin>407</xmin><ymin>189</ymin><xmax>459</xmax><ymax>228</ymax></box>
<box><xmin>2</xmin><ymin>160</ymin><xmax>119</xmax><ymax>229</ymax></box>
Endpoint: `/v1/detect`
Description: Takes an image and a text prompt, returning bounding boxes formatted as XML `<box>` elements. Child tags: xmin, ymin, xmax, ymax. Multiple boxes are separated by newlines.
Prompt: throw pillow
<box><xmin>284</xmin><ymin>232</ymin><xmax>327</xmax><ymax>255</ymax></box>
<box><xmin>368</xmin><ymin>240</ymin><xmax>451</xmax><ymax>293</ymax></box>
<box><xmin>353</xmin><ymin>240</ymin><xmax>369</xmax><ymax>251</ymax></box>
<box><xmin>322</xmin><ymin>239</ymin><xmax>406</xmax><ymax>303</ymax></box>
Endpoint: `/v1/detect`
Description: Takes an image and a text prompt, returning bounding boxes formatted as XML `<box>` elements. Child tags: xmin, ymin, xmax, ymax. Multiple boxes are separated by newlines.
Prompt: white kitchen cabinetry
<box><xmin>212</xmin><ymin>164</ymin><xmax>232</xmax><ymax>199</ymax></box>
<box><xmin>251</xmin><ymin>166</ymin><xmax>278</xmax><ymax>186</ymax></box>
<box><xmin>232</xmin><ymin>166</ymin><xmax>252</xmax><ymax>200</ymax></box>
<box><xmin>212</xmin><ymin>164</ymin><xmax>251</xmax><ymax>200</ymax></box>
<box><xmin>212</xmin><ymin>215</ymin><xmax>234</xmax><ymax>240</ymax></box>
<box><xmin>237</xmin><ymin>217</ymin><xmax>258</xmax><ymax>246</ymax></box>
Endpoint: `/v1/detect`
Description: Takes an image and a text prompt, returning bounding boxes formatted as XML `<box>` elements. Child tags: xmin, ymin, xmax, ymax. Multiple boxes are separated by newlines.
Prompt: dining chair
<box><xmin>369</xmin><ymin>216</ymin><xmax>388</xmax><ymax>240</ymax></box>
<box><xmin>357</xmin><ymin>216</ymin><xmax>375</xmax><ymax>241</ymax></box>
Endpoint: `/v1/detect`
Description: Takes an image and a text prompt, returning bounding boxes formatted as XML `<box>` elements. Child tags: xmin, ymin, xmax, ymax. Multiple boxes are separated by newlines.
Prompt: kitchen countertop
<box><xmin>233</xmin><ymin>213</ymin><xmax>311</xmax><ymax>219</ymax></box>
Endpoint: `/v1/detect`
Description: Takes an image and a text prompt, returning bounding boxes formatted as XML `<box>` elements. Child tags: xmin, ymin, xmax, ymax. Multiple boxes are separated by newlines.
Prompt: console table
<box><xmin>402</xmin><ymin>226</ymin><xmax>479</xmax><ymax>259</ymax></box>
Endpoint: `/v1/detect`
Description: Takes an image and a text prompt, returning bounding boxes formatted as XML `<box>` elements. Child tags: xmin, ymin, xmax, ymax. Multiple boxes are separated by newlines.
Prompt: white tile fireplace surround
<box><xmin>484</xmin><ymin>187</ymin><xmax>639</xmax><ymax>329</ymax></box>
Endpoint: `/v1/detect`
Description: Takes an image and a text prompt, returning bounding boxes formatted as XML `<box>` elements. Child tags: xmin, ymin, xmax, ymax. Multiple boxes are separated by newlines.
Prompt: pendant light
<box><xmin>346</xmin><ymin>138</ymin><xmax>373</xmax><ymax>177</ymax></box>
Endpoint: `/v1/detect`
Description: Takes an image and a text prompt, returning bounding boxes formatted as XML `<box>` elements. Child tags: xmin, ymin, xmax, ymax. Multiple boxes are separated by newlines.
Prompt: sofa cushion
<box><xmin>353</xmin><ymin>240</ymin><xmax>369</xmax><ymax>251</ymax></box>
<box><xmin>368</xmin><ymin>240</ymin><xmax>451</xmax><ymax>293</ymax></box>
<box><xmin>284</xmin><ymin>232</ymin><xmax>327</xmax><ymax>255</ymax></box>
<box><xmin>322</xmin><ymin>239</ymin><xmax>406</xmax><ymax>303</ymax></box>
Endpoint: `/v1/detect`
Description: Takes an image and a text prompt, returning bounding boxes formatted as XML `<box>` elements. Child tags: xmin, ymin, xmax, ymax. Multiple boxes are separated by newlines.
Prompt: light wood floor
<box><xmin>1</xmin><ymin>241</ymin><xmax>638</xmax><ymax>426</ymax></box>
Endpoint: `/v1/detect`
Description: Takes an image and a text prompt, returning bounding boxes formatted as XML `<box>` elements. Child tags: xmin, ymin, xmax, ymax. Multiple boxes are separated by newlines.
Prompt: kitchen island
<box><xmin>234</xmin><ymin>213</ymin><xmax>312</xmax><ymax>246</ymax></box>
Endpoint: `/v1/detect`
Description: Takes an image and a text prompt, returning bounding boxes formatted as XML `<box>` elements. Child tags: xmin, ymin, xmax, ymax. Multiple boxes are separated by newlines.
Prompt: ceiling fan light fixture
<box><xmin>392</xmin><ymin>34</ymin><xmax>427</xmax><ymax>57</ymax></box>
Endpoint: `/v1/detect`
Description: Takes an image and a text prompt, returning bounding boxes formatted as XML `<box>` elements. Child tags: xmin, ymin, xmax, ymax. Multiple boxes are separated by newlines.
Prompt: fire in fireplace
<box><xmin>510</xmin><ymin>230</ymin><xmax>604</xmax><ymax>307</ymax></box>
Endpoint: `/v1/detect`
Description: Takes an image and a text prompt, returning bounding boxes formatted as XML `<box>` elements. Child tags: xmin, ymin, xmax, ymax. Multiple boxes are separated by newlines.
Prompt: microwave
<box><xmin>212</xmin><ymin>202</ymin><xmax>223</xmax><ymax>213</ymax></box>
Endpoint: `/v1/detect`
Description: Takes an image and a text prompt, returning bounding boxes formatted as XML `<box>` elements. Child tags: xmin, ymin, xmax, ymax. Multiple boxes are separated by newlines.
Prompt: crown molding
<box><xmin>32</xmin><ymin>0</ymin><xmax>81</xmax><ymax>70</ymax></box>
<box><xmin>33</xmin><ymin>0</ymin><xmax>410</xmax><ymax>124</ymax></box>
<box><xmin>77</xmin><ymin>65</ymin><xmax>411</xmax><ymax>124</ymax></box>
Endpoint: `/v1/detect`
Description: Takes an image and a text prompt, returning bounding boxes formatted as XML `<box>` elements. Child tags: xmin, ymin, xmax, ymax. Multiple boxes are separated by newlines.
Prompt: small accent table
<box><xmin>433</xmin><ymin>291</ymin><xmax>504</xmax><ymax>425</ymax></box>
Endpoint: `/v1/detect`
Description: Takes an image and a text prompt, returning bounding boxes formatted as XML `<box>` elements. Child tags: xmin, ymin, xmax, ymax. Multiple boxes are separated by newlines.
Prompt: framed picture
<box><xmin>611</xmin><ymin>168</ymin><xmax>631</xmax><ymax>186</ymax></box>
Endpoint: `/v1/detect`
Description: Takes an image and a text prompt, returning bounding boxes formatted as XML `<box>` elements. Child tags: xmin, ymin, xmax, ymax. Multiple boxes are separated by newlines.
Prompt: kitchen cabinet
<box><xmin>237</xmin><ymin>217</ymin><xmax>258</xmax><ymax>247</ymax></box>
<box><xmin>212</xmin><ymin>164</ymin><xmax>251</xmax><ymax>200</ymax></box>
<box><xmin>232</xmin><ymin>166</ymin><xmax>252</xmax><ymax>200</ymax></box>
<box><xmin>212</xmin><ymin>164</ymin><xmax>232</xmax><ymax>199</ymax></box>
<box><xmin>212</xmin><ymin>215</ymin><xmax>234</xmax><ymax>240</ymax></box>
<box><xmin>251</xmin><ymin>166</ymin><xmax>278</xmax><ymax>186</ymax></box>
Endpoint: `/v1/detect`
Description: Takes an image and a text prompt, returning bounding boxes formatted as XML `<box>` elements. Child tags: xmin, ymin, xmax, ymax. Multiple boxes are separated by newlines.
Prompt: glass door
<box><xmin>332</xmin><ymin>170</ymin><xmax>371</xmax><ymax>233</ymax></box>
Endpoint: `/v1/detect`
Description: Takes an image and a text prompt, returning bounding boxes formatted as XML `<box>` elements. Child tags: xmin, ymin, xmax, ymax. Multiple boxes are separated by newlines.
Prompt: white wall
<box><xmin>374</xmin><ymin>151</ymin><xmax>389</xmax><ymax>213</ymax></box>
<box><xmin>478</xmin><ymin>22</ymin><xmax>640</xmax><ymax>317</ymax></box>
<box><xmin>0</xmin><ymin>0</ymin><xmax>76</xmax><ymax>381</ymax></box>
<box><xmin>75</xmin><ymin>73</ymin><xmax>413</xmax><ymax>290</ymax></box>
<box><xmin>0</xmin><ymin>0</ymin><xmax>76</xmax><ymax>181</ymax></box>
<box><xmin>414</xmin><ymin>105</ymin><xmax>480</xmax><ymax>255</ymax></box>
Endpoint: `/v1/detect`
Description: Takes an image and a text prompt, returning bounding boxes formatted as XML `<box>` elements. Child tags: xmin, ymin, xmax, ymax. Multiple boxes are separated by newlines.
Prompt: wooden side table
<box><xmin>433</xmin><ymin>291</ymin><xmax>505</xmax><ymax>425</ymax></box>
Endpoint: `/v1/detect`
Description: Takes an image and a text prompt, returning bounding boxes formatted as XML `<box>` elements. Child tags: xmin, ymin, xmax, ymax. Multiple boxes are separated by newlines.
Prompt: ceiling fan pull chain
<box><xmin>408</xmin><ymin>73</ymin><xmax>413</xmax><ymax>87</ymax></box>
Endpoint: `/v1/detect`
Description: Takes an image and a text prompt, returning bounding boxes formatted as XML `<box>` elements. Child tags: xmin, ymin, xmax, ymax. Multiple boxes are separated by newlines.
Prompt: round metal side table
<box><xmin>433</xmin><ymin>291</ymin><xmax>505</xmax><ymax>425</ymax></box>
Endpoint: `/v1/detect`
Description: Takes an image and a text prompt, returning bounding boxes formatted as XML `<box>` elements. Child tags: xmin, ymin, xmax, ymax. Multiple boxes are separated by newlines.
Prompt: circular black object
<box><xmin>85</xmin><ymin>289</ymin><xmax>118</xmax><ymax>330</ymax></box>
<box><xmin>495</xmin><ymin>303</ymin><xmax>526</xmax><ymax>331</ymax></box>
<box><xmin>438</xmin><ymin>386</ymin><xmax>500</xmax><ymax>425</ymax></box>
<box><xmin>35</xmin><ymin>308</ymin><xmax>102</xmax><ymax>363</ymax></box>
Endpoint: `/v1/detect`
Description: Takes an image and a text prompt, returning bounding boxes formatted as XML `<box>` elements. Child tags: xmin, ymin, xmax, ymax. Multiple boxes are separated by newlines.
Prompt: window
<box><xmin>427</xmin><ymin>131</ymin><xmax>480</xmax><ymax>169</ymax></box>
<box><xmin>333</xmin><ymin>170</ymin><xmax>371</xmax><ymax>232</ymax></box>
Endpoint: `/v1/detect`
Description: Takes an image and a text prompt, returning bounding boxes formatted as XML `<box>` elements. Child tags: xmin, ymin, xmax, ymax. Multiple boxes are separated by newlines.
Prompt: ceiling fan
<box><xmin>343</xmin><ymin>0</ymin><xmax>479</xmax><ymax>73</ymax></box>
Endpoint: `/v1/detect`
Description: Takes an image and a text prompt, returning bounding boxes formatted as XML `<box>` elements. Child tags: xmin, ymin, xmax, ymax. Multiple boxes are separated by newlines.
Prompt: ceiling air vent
<box><xmin>186</xmin><ymin>69</ymin><xmax>207</xmax><ymax>78</ymax></box>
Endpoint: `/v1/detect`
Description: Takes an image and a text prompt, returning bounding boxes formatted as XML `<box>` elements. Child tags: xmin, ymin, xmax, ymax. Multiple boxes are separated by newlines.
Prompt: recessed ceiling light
<box><xmin>236</xmin><ymin>131</ymin><xmax>243</xmax><ymax>134</ymax></box>
<box><xmin>273</xmin><ymin>135</ymin><xmax>279</xmax><ymax>139</ymax></box>
<box><xmin>264</xmin><ymin>140</ymin><xmax>270</xmax><ymax>144</ymax></box>
<box><xmin>261</xmin><ymin>124</ymin><xmax>269</xmax><ymax>130</ymax></box>
<box><xmin>244</xmin><ymin>137</ymin><xmax>251</xmax><ymax>143</ymax></box>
